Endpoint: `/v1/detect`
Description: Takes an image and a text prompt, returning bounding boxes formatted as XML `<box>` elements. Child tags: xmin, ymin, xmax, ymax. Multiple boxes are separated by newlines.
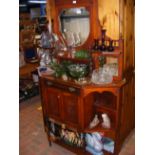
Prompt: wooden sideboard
<box><xmin>39</xmin><ymin>0</ymin><xmax>135</xmax><ymax>154</ymax></box>
<box><xmin>39</xmin><ymin>74</ymin><xmax>130</xmax><ymax>155</ymax></box>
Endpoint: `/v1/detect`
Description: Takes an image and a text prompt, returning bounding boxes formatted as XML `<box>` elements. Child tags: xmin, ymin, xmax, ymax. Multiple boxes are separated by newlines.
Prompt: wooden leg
<box><xmin>113</xmin><ymin>141</ymin><xmax>121</xmax><ymax>155</ymax></box>
<box><xmin>44</xmin><ymin>116</ymin><xmax>52</xmax><ymax>146</ymax></box>
<box><xmin>48</xmin><ymin>136</ymin><xmax>52</xmax><ymax>146</ymax></box>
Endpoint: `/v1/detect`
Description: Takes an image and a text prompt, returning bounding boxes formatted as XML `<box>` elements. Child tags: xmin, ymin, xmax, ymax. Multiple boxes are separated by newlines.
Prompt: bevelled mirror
<box><xmin>59</xmin><ymin>7</ymin><xmax>90</xmax><ymax>47</ymax></box>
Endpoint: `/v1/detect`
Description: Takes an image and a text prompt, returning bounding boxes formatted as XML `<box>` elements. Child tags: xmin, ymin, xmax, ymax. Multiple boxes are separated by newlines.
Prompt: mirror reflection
<box><xmin>59</xmin><ymin>7</ymin><xmax>90</xmax><ymax>47</ymax></box>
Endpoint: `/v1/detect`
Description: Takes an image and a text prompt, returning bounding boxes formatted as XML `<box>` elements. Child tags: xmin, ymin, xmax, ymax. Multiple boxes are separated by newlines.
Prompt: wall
<box><xmin>120</xmin><ymin>0</ymin><xmax>135</xmax><ymax>143</ymax></box>
<box><xmin>121</xmin><ymin>0</ymin><xmax>135</xmax><ymax>70</ymax></box>
<box><xmin>98</xmin><ymin>0</ymin><xmax>120</xmax><ymax>40</ymax></box>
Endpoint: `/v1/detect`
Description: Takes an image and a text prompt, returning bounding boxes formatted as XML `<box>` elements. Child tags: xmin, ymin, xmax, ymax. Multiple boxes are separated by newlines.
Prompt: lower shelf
<box><xmin>84</xmin><ymin>123</ymin><xmax>116</xmax><ymax>141</ymax></box>
<box><xmin>54</xmin><ymin>139</ymin><xmax>87</xmax><ymax>155</ymax></box>
<box><xmin>45</xmin><ymin>119</ymin><xmax>115</xmax><ymax>155</ymax></box>
<box><xmin>51</xmin><ymin>138</ymin><xmax>113</xmax><ymax>155</ymax></box>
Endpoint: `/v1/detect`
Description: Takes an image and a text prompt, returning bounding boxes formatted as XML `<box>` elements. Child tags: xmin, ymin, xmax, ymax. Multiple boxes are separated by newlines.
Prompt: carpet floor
<box><xmin>19</xmin><ymin>96</ymin><xmax>135</xmax><ymax>155</ymax></box>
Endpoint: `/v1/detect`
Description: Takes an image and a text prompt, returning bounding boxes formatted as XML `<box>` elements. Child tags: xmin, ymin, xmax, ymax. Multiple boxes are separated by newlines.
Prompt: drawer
<box><xmin>45</xmin><ymin>80</ymin><xmax>80</xmax><ymax>95</ymax></box>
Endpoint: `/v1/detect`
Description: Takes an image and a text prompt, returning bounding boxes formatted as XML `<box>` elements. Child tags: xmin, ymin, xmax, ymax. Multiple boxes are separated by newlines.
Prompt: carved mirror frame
<box><xmin>52</xmin><ymin>0</ymin><xmax>100</xmax><ymax>50</ymax></box>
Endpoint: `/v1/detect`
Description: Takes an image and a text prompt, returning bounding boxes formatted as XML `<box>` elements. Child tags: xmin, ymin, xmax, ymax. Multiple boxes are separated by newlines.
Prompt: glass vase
<box><xmin>100</xmin><ymin>29</ymin><xmax>107</xmax><ymax>51</ymax></box>
<box><xmin>108</xmin><ymin>40</ymin><xmax>114</xmax><ymax>52</ymax></box>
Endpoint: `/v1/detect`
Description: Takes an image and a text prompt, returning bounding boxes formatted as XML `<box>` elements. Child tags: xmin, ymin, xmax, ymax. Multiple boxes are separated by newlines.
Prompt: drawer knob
<box><xmin>68</xmin><ymin>87</ymin><xmax>76</xmax><ymax>92</ymax></box>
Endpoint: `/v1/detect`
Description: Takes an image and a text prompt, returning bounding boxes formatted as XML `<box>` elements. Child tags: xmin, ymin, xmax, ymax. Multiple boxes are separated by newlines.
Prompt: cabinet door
<box><xmin>62</xmin><ymin>92</ymin><xmax>79</xmax><ymax>128</ymax></box>
<box><xmin>46</xmin><ymin>88</ymin><xmax>62</xmax><ymax>121</ymax></box>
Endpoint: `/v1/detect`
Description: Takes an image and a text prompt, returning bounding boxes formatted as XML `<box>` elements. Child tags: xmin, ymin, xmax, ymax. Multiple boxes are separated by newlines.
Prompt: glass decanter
<box><xmin>108</xmin><ymin>40</ymin><xmax>114</xmax><ymax>52</ymax></box>
<box><xmin>100</xmin><ymin>29</ymin><xmax>107</xmax><ymax>51</ymax></box>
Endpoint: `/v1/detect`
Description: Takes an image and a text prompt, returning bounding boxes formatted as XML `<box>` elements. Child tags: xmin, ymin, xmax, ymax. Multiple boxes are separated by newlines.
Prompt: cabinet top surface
<box><xmin>41</xmin><ymin>75</ymin><xmax>126</xmax><ymax>89</ymax></box>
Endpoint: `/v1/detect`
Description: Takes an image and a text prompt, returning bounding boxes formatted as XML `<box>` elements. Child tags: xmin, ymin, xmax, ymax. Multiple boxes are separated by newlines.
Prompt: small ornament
<box><xmin>89</xmin><ymin>114</ymin><xmax>100</xmax><ymax>129</ymax></box>
<box><xmin>62</xmin><ymin>74</ymin><xmax>68</xmax><ymax>81</ymax></box>
<box><xmin>101</xmin><ymin>113</ymin><xmax>111</xmax><ymax>129</ymax></box>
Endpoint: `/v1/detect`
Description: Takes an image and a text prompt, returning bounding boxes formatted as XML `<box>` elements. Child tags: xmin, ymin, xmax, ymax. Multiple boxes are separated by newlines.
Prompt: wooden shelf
<box><xmin>56</xmin><ymin>55</ymin><xmax>91</xmax><ymax>64</ymax></box>
<box><xmin>94</xmin><ymin>103</ymin><xmax>117</xmax><ymax>113</ymax></box>
<box><xmin>104</xmin><ymin>150</ymin><xmax>114</xmax><ymax>155</ymax></box>
<box><xmin>42</xmin><ymin>75</ymin><xmax>126</xmax><ymax>89</ymax></box>
<box><xmin>91</xmin><ymin>50</ymin><xmax>122</xmax><ymax>57</ymax></box>
<box><xmin>51</xmin><ymin>136</ymin><xmax>114</xmax><ymax>155</ymax></box>
<box><xmin>84</xmin><ymin>123</ymin><xmax>116</xmax><ymax>140</ymax></box>
<box><xmin>53</xmin><ymin>138</ymin><xmax>88</xmax><ymax>155</ymax></box>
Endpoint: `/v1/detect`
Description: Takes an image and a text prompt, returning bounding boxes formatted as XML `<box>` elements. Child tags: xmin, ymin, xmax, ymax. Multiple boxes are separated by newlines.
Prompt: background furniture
<box><xmin>19</xmin><ymin>43</ymin><xmax>39</xmax><ymax>102</ymax></box>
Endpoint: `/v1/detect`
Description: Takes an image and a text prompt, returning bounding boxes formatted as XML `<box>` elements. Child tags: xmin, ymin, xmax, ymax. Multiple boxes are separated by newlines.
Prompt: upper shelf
<box><xmin>84</xmin><ymin>123</ymin><xmax>116</xmax><ymax>140</ymax></box>
<box><xmin>91</xmin><ymin>50</ymin><xmax>122</xmax><ymax>57</ymax></box>
<box><xmin>56</xmin><ymin>55</ymin><xmax>91</xmax><ymax>64</ymax></box>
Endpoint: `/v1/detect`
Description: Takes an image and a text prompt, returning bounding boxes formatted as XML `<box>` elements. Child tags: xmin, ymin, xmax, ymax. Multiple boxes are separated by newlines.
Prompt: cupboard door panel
<box><xmin>46</xmin><ymin>88</ymin><xmax>62</xmax><ymax>121</ymax></box>
<box><xmin>62</xmin><ymin>93</ymin><xmax>79</xmax><ymax>128</ymax></box>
